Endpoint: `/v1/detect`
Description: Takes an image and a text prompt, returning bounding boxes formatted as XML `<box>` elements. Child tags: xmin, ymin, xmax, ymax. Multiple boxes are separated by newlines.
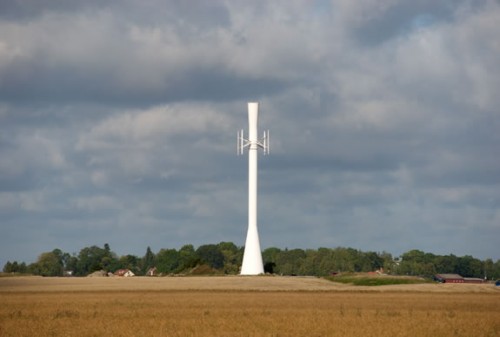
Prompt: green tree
<box><xmin>75</xmin><ymin>244</ymin><xmax>117</xmax><ymax>275</ymax></box>
<box><xmin>494</xmin><ymin>260</ymin><xmax>500</xmax><ymax>280</ymax></box>
<box><xmin>217</xmin><ymin>242</ymin><xmax>241</xmax><ymax>274</ymax></box>
<box><xmin>399</xmin><ymin>249</ymin><xmax>431</xmax><ymax>275</ymax></box>
<box><xmin>303</xmin><ymin>247</ymin><xmax>321</xmax><ymax>275</ymax></box>
<box><xmin>317</xmin><ymin>248</ymin><xmax>339</xmax><ymax>275</ymax></box>
<box><xmin>483</xmin><ymin>258</ymin><xmax>498</xmax><ymax>280</ymax></box>
<box><xmin>275</xmin><ymin>248</ymin><xmax>305</xmax><ymax>275</ymax></box>
<box><xmin>117</xmin><ymin>255</ymin><xmax>140</xmax><ymax>274</ymax></box>
<box><xmin>262</xmin><ymin>247</ymin><xmax>282</xmax><ymax>265</ymax></box>
<box><xmin>64</xmin><ymin>255</ymin><xmax>79</xmax><ymax>273</ymax></box>
<box><xmin>455</xmin><ymin>255</ymin><xmax>483</xmax><ymax>277</ymax></box>
<box><xmin>3</xmin><ymin>261</ymin><xmax>13</xmax><ymax>273</ymax></box>
<box><xmin>434</xmin><ymin>254</ymin><xmax>458</xmax><ymax>274</ymax></box>
<box><xmin>177</xmin><ymin>244</ymin><xmax>199</xmax><ymax>272</ymax></box>
<box><xmin>196</xmin><ymin>244</ymin><xmax>225</xmax><ymax>269</ymax></box>
<box><xmin>156</xmin><ymin>249</ymin><xmax>180</xmax><ymax>274</ymax></box>
<box><xmin>379</xmin><ymin>251</ymin><xmax>395</xmax><ymax>274</ymax></box>
<box><xmin>32</xmin><ymin>250</ymin><xmax>64</xmax><ymax>276</ymax></box>
<box><xmin>357</xmin><ymin>251</ymin><xmax>384</xmax><ymax>272</ymax></box>
<box><xmin>338</xmin><ymin>247</ymin><xmax>357</xmax><ymax>272</ymax></box>
<box><xmin>76</xmin><ymin>246</ymin><xmax>103</xmax><ymax>275</ymax></box>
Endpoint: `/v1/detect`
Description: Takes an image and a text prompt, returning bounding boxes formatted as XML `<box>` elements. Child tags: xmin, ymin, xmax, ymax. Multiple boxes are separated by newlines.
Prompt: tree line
<box><xmin>3</xmin><ymin>243</ymin><xmax>500</xmax><ymax>280</ymax></box>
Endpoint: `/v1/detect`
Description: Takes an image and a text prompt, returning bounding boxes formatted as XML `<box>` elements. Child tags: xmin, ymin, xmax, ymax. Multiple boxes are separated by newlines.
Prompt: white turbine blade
<box><xmin>240</xmin><ymin>129</ymin><xmax>244</xmax><ymax>154</ymax></box>
<box><xmin>266</xmin><ymin>130</ymin><xmax>270</xmax><ymax>155</ymax></box>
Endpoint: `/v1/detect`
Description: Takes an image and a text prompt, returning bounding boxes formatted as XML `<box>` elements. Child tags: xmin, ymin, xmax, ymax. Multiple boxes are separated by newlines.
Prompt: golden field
<box><xmin>1</xmin><ymin>276</ymin><xmax>499</xmax><ymax>337</ymax></box>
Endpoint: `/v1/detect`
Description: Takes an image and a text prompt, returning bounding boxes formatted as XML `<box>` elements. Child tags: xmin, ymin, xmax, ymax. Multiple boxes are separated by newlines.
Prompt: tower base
<box><xmin>240</xmin><ymin>217</ymin><xmax>264</xmax><ymax>275</ymax></box>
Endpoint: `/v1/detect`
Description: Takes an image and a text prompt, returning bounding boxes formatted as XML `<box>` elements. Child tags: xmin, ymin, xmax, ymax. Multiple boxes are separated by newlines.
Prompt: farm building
<box><xmin>114</xmin><ymin>269</ymin><xmax>135</xmax><ymax>277</ymax></box>
<box><xmin>462</xmin><ymin>277</ymin><xmax>485</xmax><ymax>284</ymax></box>
<box><xmin>434</xmin><ymin>274</ymin><xmax>484</xmax><ymax>284</ymax></box>
<box><xmin>435</xmin><ymin>274</ymin><xmax>464</xmax><ymax>283</ymax></box>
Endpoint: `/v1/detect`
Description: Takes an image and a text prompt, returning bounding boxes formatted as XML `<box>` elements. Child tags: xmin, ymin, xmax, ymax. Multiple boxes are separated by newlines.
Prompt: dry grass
<box><xmin>1</xmin><ymin>276</ymin><xmax>499</xmax><ymax>337</ymax></box>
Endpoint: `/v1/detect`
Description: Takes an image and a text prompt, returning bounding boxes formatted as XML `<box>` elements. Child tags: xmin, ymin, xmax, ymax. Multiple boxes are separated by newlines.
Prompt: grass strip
<box><xmin>325</xmin><ymin>274</ymin><xmax>430</xmax><ymax>286</ymax></box>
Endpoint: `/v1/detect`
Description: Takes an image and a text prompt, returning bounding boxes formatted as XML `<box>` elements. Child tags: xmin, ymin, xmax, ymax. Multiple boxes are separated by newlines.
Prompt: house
<box><xmin>114</xmin><ymin>269</ymin><xmax>135</xmax><ymax>277</ymax></box>
<box><xmin>146</xmin><ymin>267</ymin><xmax>158</xmax><ymax>276</ymax></box>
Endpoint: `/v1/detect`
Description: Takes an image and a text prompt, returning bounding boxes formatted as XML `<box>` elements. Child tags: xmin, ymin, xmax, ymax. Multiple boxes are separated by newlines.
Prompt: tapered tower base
<box><xmin>241</xmin><ymin>225</ymin><xmax>264</xmax><ymax>275</ymax></box>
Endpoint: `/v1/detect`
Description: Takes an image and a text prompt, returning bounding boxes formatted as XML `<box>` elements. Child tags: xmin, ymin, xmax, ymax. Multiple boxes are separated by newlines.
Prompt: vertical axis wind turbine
<box><xmin>237</xmin><ymin>102</ymin><xmax>270</xmax><ymax>275</ymax></box>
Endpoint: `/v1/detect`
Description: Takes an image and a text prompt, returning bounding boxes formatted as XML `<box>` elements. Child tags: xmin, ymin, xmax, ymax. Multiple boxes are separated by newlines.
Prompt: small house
<box><xmin>114</xmin><ymin>269</ymin><xmax>135</xmax><ymax>277</ymax></box>
<box><xmin>146</xmin><ymin>267</ymin><xmax>158</xmax><ymax>276</ymax></box>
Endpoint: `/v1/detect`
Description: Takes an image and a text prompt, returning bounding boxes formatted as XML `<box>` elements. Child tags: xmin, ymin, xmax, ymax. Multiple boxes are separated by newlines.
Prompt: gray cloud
<box><xmin>1</xmin><ymin>0</ymin><xmax>499</xmax><ymax>266</ymax></box>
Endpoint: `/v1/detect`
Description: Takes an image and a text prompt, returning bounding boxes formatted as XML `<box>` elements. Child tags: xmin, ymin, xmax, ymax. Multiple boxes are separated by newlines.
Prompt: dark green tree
<box><xmin>361</xmin><ymin>251</ymin><xmax>384</xmax><ymax>272</ymax></box>
<box><xmin>177</xmin><ymin>244</ymin><xmax>199</xmax><ymax>271</ymax></box>
<box><xmin>455</xmin><ymin>255</ymin><xmax>483</xmax><ymax>277</ymax></box>
<box><xmin>196</xmin><ymin>244</ymin><xmax>225</xmax><ymax>269</ymax></box>
<box><xmin>75</xmin><ymin>244</ymin><xmax>117</xmax><ymax>275</ymax></box>
<box><xmin>156</xmin><ymin>249</ymin><xmax>180</xmax><ymax>274</ymax></box>
<box><xmin>64</xmin><ymin>255</ymin><xmax>79</xmax><ymax>273</ymax></box>
<box><xmin>379</xmin><ymin>251</ymin><xmax>395</xmax><ymax>273</ymax></box>
<box><xmin>141</xmin><ymin>246</ymin><xmax>156</xmax><ymax>274</ymax></box>
<box><xmin>434</xmin><ymin>254</ymin><xmax>458</xmax><ymax>274</ymax></box>
<box><xmin>264</xmin><ymin>261</ymin><xmax>276</xmax><ymax>274</ymax></box>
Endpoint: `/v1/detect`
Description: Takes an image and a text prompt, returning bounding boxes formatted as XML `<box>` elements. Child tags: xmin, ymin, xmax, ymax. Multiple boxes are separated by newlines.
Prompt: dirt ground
<box><xmin>1</xmin><ymin>275</ymin><xmax>499</xmax><ymax>293</ymax></box>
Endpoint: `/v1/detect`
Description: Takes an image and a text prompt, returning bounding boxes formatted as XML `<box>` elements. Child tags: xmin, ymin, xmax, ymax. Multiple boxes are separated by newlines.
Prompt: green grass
<box><xmin>325</xmin><ymin>273</ymin><xmax>430</xmax><ymax>286</ymax></box>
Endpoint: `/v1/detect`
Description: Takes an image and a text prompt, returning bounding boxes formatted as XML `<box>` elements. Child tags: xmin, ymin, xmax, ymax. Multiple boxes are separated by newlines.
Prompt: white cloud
<box><xmin>76</xmin><ymin>105</ymin><xmax>226</xmax><ymax>162</ymax></box>
<box><xmin>72</xmin><ymin>195</ymin><xmax>121</xmax><ymax>212</ymax></box>
<box><xmin>1</xmin><ymin>0</ymin><xmax>500</xmax><ymax>266</ymax></box>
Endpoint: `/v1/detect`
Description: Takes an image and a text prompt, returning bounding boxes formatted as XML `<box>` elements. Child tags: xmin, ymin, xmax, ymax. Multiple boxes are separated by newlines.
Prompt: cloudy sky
<box><xmin>1</xmin><ymin>0</ymin><xmax>499</xmax><ymax>266</ymax></box>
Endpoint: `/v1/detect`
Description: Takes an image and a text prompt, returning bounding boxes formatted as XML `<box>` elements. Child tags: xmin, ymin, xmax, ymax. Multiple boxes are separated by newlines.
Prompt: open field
<box><xmin>1</xmin><ymin>276</ymin><xmax>499</xmax><ymax>337</ymax></box>
<box><xmin>1</xmin><ymin>275</ymin><xmax>498</xmax><ymax>293</ymax></box>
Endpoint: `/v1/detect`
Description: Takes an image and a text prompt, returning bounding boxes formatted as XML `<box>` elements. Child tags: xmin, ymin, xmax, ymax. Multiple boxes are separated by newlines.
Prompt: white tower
<box><xmin>237</xmin><ymin>102</ymin><xmax>269</xmax><ymax>275</ymax></box>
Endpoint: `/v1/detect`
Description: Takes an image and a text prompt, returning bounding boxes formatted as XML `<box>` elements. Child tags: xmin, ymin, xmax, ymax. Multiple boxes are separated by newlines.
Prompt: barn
<box><xmin>435</xmin><ymin>274</ymin><xmax>484</xmax><ymax>284</ymax></box>
<box><xmin>434</xmin><ymin>274</ymin><xmax>464</xmax><ymax>283</ymax></box>
<box><xmin>462</xmin><ymin>277</ymin><xmax>485</xmax><ymax>284</ymax></box>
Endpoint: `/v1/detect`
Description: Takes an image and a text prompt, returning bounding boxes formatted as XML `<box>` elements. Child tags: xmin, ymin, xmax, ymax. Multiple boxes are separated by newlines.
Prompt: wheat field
<box><xmin>1</xmin><ymin>276</ymin><xmax>499</xmax><ymax>337</ymax></box>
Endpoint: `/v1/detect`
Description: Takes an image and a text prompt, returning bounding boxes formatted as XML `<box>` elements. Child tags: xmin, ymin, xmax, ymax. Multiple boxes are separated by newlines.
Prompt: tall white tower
<box><xmin>237</xmin><ymin>102</ymin><xmax>269</xmax><ymax>275</ymax></box>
